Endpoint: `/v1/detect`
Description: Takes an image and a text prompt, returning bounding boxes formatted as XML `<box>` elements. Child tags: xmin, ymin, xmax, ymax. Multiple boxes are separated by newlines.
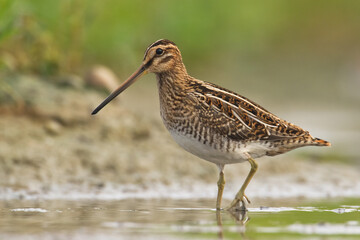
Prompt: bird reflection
<box><xmin>216</xmin><ymin>208</ymin><xmax>249</xmax><ymax>240</ymax></box>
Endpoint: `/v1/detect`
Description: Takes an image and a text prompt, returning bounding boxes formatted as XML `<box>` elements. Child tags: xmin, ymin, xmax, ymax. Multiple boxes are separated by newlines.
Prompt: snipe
<box><xmin>92</xmin><ymin>39</ymin><xmax>331</xmax><ymax>211</ymax></box>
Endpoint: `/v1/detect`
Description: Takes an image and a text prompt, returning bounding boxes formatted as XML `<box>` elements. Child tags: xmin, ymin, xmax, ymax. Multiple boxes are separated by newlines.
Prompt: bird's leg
<box><xmin>226</xmin><ymin>157</ymin><xmax>258</xmax><ymax>211</ymax></box>
<box><xmin>216</xmin><ymin>164</ymin><xmax>225</xmax><ymax>210</ymax></box>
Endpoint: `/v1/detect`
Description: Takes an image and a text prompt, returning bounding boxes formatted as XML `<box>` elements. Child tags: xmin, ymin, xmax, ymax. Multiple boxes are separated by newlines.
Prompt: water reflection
<box><xmin>217</xmin><ymin>209</ymin><xmax>249</xmax><ymax>240</ymax></box>
<box><xmin>0</xmin><ymin>198</ymin><xmax>358</xmax><ymax>239</ymax></box>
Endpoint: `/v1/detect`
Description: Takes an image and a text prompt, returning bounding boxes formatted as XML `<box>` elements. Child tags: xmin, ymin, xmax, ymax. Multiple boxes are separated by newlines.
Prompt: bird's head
<box><xmin>92</xmin><ymin>39</ymin><xmax>184</xmax><ymax>115</ymax></box>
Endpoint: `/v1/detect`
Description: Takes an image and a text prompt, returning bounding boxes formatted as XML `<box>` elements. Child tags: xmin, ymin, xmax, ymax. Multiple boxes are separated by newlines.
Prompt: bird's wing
<box><xmin>186</xmin><ymin>80</ymin><xmax>307</xmax><ymax>141</ymax></box>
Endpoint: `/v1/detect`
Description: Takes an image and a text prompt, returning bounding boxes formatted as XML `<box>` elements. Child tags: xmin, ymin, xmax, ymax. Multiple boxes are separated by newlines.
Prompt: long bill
<box><xmin>91</xmin><ymin>64</ymin><xmax>147</xmax><ymax>115</ymax></box>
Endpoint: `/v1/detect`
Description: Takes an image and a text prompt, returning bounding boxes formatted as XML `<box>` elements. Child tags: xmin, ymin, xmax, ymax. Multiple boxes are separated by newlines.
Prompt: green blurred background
<box><xmin>1</xmin><ymin>0</ymin><xmax>360</xmax><ymax>102</ymax></box>
<box><xmin>0</xmin><ymin>0</ymin><xmax>359</xmax><ymax>193</ymax></box>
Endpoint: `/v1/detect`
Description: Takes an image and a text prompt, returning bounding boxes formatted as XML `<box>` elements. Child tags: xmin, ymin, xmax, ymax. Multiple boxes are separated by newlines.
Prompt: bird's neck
<box><xmin>156</xmin><ymin>64</ymin><xmax>193</xmax><ymax>118</ymax></box>
<box><xmin>155</xmin><ymin>63</ymin><xmax>193</xmax><ymax>129</ymax></box>
<box><xmin>156</xmin><ymin>62</ymin><xmax>190</xmax><ymax>91</ymax></box>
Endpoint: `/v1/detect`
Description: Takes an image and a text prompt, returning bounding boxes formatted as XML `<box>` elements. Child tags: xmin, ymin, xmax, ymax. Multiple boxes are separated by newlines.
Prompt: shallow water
<box><xmin>1</xmin><ymin>198</ymin><xmax>359</xmax><ymax>239</ymax></box>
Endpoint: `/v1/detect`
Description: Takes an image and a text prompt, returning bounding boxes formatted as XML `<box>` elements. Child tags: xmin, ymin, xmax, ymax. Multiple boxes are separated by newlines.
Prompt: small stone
<box><xmin>44</xmin><ymin>120</ymin><xmax>62</xmax><ymax>135</ymax></box>
<box><xmin>85</xmin><ymin>65</ymin><xmax>119</xmax><ymax>92</ymax></box>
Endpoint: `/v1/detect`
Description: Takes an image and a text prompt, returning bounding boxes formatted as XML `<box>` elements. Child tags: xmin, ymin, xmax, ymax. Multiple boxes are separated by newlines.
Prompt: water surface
<box><xmin>1</xmin><ymin>198</ymin><xmax>359</xmax><ymax>239</ymax></box>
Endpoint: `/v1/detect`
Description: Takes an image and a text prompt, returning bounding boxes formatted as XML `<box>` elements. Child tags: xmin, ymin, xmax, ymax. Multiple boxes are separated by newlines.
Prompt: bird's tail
<box><xmin>311</xmin><ymin>137</ymin><xmax>331</xmax><ymax>147</ymax></box>
<box><xmin>264</xmin><ymin>135</ymin><xmax>331</xmax><ymax>157</ymax></box>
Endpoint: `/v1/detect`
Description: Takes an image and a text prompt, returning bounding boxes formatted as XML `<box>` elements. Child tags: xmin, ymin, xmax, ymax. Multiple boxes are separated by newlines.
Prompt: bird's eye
<box><xmin>156</xmin><ymin>48</ymin><xmax>164</xmax><ymax>55</ymax></box>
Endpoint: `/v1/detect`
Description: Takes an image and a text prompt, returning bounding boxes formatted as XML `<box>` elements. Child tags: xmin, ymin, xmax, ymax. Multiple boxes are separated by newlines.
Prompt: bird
<box><xmin>92</xmin><ymin>39</ymin><xmax>331</xmax><ymax>211</ymax></box>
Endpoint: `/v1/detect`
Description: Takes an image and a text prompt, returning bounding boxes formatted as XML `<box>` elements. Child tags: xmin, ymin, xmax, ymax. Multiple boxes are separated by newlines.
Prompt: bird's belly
<box><xmin>168</xmin><ymin>129</ymin><xmax>269</xmax><ymax>165</ymax></box>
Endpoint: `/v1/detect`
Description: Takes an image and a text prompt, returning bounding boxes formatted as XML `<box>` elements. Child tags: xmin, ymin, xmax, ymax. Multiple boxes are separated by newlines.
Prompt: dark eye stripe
<box><xmin>159</xmin><ymin>55</ymin><xmax>173</xmax><ymax>64</ymax></box>
<box><xmin>144</xmin><ymin>58</ymin><xmax>153</xmax><ymax>68</ymax></box>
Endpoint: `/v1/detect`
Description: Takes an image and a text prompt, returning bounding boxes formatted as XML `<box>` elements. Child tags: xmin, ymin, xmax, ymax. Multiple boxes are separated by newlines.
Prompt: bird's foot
<box><xmin>225</xmin><ymin>192</ymin><xmax>250</xmax><ymax>212</ymax></box>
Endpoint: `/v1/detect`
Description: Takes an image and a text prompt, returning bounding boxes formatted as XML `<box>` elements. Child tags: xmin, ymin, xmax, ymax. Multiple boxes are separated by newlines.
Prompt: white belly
<box><xmin>169</xmin><ymin>130</ymin><xmax>270</xmax><ymax>165</ymax></box>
